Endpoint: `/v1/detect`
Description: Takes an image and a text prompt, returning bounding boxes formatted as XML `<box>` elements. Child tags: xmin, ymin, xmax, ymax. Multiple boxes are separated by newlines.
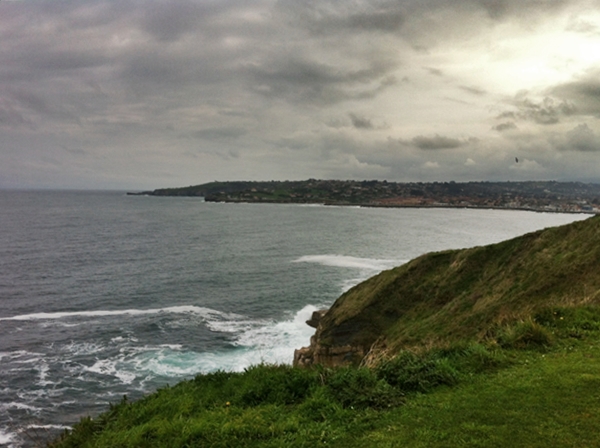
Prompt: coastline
<box><xmin>202</xmin><ymin>198</ymin><xmax>598</xmax><ymax>215</ymax></box>
<box><xmin>129</xmin><ymin>179</ymin><xmax>600</xmax><ymax>215</ymax></box>
<box><xmin>130</xmin><ymin>194</ymin><xmax>597</xmax><ymax>215</ymax></box>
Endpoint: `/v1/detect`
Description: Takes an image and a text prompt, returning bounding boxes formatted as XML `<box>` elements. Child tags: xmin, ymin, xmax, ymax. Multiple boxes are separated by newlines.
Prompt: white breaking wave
<box><xmin>37</xmin><ymin>362</ymin><xmax>51</xmax><ymax>387</ymax></box>
<box><xmin>0</xmin><ymin>402</ymin><xmax>42</xmax><ymax>413</ymax></box>
<box><xmin>0</xmin><ymin>428</ymin><xmax>15</xmax><ymax>447</ymax></box>
<box><xmin>293</xmin><ymin>254</ymin><xmax>407</xmax><ymax>293</ymax></box>
<box><xmin>14</xmin><ymin>305</ymin><xmax>322</xmax><ymax>385</ymax></box>
<box><xmin>232</xmin><ymin>304</ymin><xmax>318</xmax><ymax>360</ymax></box>
<box><xmin>86</xmin><ymin>359</ymin><xmax>137</xmax><ymax>384</ymax></box>
<box><xmin>293</xmin><ymin>254</ymin><xmax>405</xmax><ymax>271</ymax></box>
<box><xmin>132</xmin><ymin>305</ymin><xmax>317</xmax><ymax>377</ymax></box>
<box><xmin>0</xmin><ymin>305</ymin><xmax>240</xmax><ymax>322</ymax></box>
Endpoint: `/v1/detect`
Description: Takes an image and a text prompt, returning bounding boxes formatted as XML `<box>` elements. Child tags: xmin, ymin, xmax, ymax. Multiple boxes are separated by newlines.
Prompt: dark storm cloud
<box><xmin>411</xmin><ymin>134</ymin><xmax>466</xmax><ymax>150</ymax></box>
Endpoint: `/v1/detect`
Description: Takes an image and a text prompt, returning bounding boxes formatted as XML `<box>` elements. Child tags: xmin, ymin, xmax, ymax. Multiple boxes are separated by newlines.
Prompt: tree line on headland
<box><xmin>132</xmin><ymin>179</ymin><xmax>600</xmax><ymax>213</ymax></box>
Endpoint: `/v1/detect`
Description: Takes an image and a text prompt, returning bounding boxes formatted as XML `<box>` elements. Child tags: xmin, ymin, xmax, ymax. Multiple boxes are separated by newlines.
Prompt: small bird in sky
<box><xmin>515</xmin><ymin>157</ymin><xmax>519</xmax><ymax>163</ymax></box>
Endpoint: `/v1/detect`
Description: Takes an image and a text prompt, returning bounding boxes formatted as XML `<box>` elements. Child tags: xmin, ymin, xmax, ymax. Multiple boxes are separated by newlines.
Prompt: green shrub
<box><xmin>441</xmin><ymin>343</ymin><xmax>510</xmax><ymax>372</ymax></box>
<box><xmin>535</xmin><ymin>307</ymin><xmax>600</xmax><ymax>335</ymax></box>
<box><xmin>324</xmin><ymin>366</ymin><xmax>403</xmax><ymax>409</ymax></box>
<box><xmin>375</xmin><ymin>351</ymin><xmax>459</xmax><ymax>393</ymax></box>
<box><xmin>497</xmin><ymin>319</ymin><xmax>554</xmax><ymax>349</ymax></box>
<box><xmin>297</xmin><ymin>388</ymin><xmax>344</xmax><ymax>422</ymax></box>
<box><xmin>238</xmin><ymin>364</ymin><xmax>317</xmax><ymax>407</ymax></box>
<box><xmin>456</xmin><ymin>343</ymin><xmax>509</xmax><ymax>373</ymax></box>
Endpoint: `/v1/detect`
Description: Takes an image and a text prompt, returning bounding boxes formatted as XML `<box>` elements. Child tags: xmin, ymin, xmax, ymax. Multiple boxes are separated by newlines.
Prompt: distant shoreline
<box><xmin>128</xmin><ymin>193</ymin><xmax>597</xmax><ymax>215</ymax></box>
<box><xmin>128</xmin><ymin>179</ymin><xmax>600</xmax><ymax>215</ymax></box>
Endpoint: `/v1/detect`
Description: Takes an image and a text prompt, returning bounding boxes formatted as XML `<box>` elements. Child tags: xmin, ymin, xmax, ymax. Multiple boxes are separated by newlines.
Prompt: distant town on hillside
<box><xmin>132</xmin><ymin>180</ymin><xmax>600</xmax><ymax>214</ymax></box>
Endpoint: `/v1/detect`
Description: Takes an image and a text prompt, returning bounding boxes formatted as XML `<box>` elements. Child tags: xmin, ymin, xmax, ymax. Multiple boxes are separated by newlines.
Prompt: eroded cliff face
<box><xmin>293</xmin><ymin>309</ymin><xmax>367</xmax><ymax>367</ymax></box>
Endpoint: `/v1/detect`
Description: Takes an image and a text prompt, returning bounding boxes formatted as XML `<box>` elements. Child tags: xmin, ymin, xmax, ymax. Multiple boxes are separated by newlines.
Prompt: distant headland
<box><xmin>129</xmin><ymin>179</ymin><xmax>600</xmax><ymax>214</ymax></box>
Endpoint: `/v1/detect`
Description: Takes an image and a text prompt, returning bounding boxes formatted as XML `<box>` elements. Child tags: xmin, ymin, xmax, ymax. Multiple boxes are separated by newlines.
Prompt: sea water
<box><xmin>0</xmin><ymin>190</ymin><xmax>588</xmax><ymax>447</ymax></box>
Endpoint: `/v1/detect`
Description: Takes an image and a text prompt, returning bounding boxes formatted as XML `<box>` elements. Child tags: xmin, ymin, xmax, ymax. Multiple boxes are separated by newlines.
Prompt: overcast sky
<box><xmin>2</xmin><ymin>0</ymin><xmax>600</xmax><ymax>189</ymax></box>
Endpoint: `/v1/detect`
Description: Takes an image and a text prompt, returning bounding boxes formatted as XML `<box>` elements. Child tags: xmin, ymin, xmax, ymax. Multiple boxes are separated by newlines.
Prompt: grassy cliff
<box><xmin>311</xmin><ymin>214</ymin><xmax>600</xmax><ymax>357</ymax></box>
<box><xmin>50</xmin><ymin>216</ymin><xmax>600</xmax><ymax>447</ymax></box>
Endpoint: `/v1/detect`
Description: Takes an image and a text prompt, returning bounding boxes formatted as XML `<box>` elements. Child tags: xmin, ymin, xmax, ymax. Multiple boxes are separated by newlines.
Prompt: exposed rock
<box><xmin>293</xmin><ymin>343</ymin><xmax>366</xmax><ymax>368</ymax></box>
<box><xmin>306</xmin><ymin>309</ymin><xmax>327</xmax><ymax>328</ymax></box>
<box><xmin>294</xmin><ymin>309</ymin><xmax>368</xmax><ymax>367</ymax></box>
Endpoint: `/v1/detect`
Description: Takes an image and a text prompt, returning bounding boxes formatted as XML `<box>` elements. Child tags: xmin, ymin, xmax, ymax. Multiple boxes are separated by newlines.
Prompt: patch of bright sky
<box><xmin>470</xmin><ymin>12</ymin><xmax>600</xmax><ymax>94</ymax></box>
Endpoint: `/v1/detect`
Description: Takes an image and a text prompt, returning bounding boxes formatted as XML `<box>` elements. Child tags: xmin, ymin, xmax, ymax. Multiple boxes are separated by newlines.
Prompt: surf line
<box><xmin>0</xmin><ymin>305</ymin><xmax>239</xmax><ymax>321</ymax></box>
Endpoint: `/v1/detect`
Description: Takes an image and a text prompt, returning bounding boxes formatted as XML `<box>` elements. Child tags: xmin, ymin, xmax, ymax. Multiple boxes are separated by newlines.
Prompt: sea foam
<box><xmin>129</xmin><ymin>304</ymin><xmax>319</xmax><ymax>376</ymax></box>
<box><xmin>293</xmin><ymin>254</ymin><xmax>404</xmax><ymax>271</ymax></box>
<box><xmin>0</xmin><ymin>305</ymin><xmax>239</xmax><ymax>322</ymax></box>
<box><xmin>294</xmin><ymin>254</ymin><xmax>407</xmax><ymax>292</ymax></box>
<box><xmin>0</xmin><ymin>428</ymin><xmax>15</xmax><ymax>447</ymax></box>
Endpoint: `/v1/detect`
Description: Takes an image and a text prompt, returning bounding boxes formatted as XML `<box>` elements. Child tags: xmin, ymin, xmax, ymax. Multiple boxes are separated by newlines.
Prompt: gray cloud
<box><xmin>472</xmin><ymin>0</ymin><xmax>573</xmax><ymax>21</ymax></box>
<box><xmin>276</xmin><ymin>1</ymin><xmax>407</xmax><ymax>35</ymax></box>
<box><xmin>140</xmin><ymin>1</ymin><xmax>207</xmax><ymax>42</ymax></box>
<box><xmin>552</xmin><ymin>71</ymin><xmax>600</xmax><ymax>117</ymax></box>
<box><xmin>192</xmin><ymin>127</ymin><xmax>248</xmax><ymax>141</ymax></box>
<box><xmin>346</xmin><ymin>10</ymin><xmax>406</xmax><ymax>32</ymax></box>
<box><xmin>1</xmin><ymin>0</ymin><xmax>600</xmax><ymax>189</ymax></box>
<box><xmin>411</xmin><ymin>134</ymin><xmax>466</xmax><ymax>150</ymax></box>
<box><xmin>425</xmin><ymin>67</ymin><xmax>444</xmax><ymax>77</ymax></box>
<box><xmin>0</xmin><ymin>100</ymin><xmax>28</xmax><ymax>128</ymax></box>
<box><xmin>566</xmin><ymin>17</ymin><xmax>600</xmax><ymax>34</ymax></box>
<box><xmin>563</xmin><ymin>123</ymin><xmax>600</xmax><ymax>152</ymax></box>
<box><xmin>349</xmin><ymin>113</ymin><xmax>374</xmax><ymax>129</ymax></box>
<box><xmin>10</xmin><ymin>89</ymin><xmax>81</xmax><ymax>124</ymax></box>
<box><xmin>246</xmin><ymin>57</ymin><xmax>398</xmax><ymax>105</ymax></box>
<box><xmin>460</xmin><ymin>85</ymin><xmax>486</xmax><ymax>96</ymax></box>
<box><xmin>501</xmin><ymin>96</ymin><xmax>576</xmax><ymax>125</ymax></box>
<box><xmin>15</xmin><ymin>49</ymin><xmax>109</xmax><ymax>76</ymax></box>
<box><xmin>493</xmin><ymin>121</ymin><xmax>517</xmax><ymax>132</ymax></box>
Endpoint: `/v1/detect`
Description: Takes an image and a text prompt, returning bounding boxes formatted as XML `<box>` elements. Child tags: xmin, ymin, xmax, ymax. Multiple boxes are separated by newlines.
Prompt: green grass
<box><xmin>50</xmin><ymin>306</ymin><xmax>600</xmax><ymax>447</ymax></box>
<box><xmin>367</xmin><ymin>347</ymin><xmax>600</xmax><ymax>447</ymax></box>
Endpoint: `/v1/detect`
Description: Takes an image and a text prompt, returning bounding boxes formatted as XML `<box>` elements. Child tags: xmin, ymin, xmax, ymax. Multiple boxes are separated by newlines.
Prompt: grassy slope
<box><xmin>318</xmin><ymin>214</ymin><xmax>600</xmax><ymax>352</ymax></box>
<box><xmin>360</xmin><ymin>346</ymin><xmax>600</xmax><ymax>447</ymax></box>
<box><xmin>50</xmin><ymin>216</ymin><xmax>600</xmax><ymax>447</ymax></box>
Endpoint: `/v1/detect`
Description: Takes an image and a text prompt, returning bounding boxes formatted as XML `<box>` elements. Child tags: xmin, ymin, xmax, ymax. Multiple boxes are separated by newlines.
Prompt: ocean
<box><xmin>0</xmin><ymin>190</ymin><xmax>588</xmax><ymax>447</ymax></box>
